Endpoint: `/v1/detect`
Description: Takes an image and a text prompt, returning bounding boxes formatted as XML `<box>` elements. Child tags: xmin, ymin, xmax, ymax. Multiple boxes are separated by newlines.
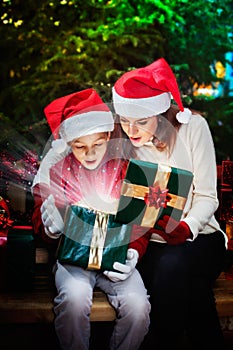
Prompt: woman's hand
<box><xmin>153</xmin><ymin>215</ymin><xmax>192</xmax><ymax>245</ymax></box>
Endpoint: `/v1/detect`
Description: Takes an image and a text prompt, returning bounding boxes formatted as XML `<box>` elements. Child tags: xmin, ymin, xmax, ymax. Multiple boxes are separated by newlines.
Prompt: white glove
<box><xmin>103</xmin><ymin>248</ymin><xmax>139</xmax><ymax>282</ymax></box>
<box><xmin>40</xmin><ymin>194</ymin><xmax>64</xmax><ymax>239</ymax></box>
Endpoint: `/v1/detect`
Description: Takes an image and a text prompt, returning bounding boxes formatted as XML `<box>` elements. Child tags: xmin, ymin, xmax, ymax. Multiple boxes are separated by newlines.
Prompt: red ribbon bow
<box><xmin>144</xmin><ymin>186</ymin><xmax>170</xmax><ymax>208</ymax></box>
<box><xmin>0</xmin><ymin>214</ymin><xmax>14</xmax><ymax>232</ymax></box>
<box><xmin>0</xmin><ymin>197</ymin><xmax>14</xmax><ymax>234</ymax></box>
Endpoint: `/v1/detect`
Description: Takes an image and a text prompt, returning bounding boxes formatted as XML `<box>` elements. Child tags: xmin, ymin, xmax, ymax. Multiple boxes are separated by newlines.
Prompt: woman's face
<box><xmin>70</xmin><ymin>132</ymin><xmax>110</xmax><ymax>170</ymax></box>
<box><xmin>119</xmin><ymin>115</ymin><xmax>158</xmax><ymax>147</ymax></box>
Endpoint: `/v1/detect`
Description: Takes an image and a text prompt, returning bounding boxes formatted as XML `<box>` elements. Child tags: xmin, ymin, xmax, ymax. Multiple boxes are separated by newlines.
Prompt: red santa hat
<box><xmin>112</xmin><ymin>58</ymin><xmax>191</xmax><ymax>123</ymax></box>
<box><xmin>44</xmin><ymin>88</ymin><xmax>114</xmax><ymax>153</ymax></box>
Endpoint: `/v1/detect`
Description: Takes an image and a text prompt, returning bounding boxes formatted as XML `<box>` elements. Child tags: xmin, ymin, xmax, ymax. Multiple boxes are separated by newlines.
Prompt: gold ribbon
<box><xmin>121</xmin><ymin>164</ymin><xmax>187</xmax><ymax>227</ymax></box>
<box><xmin>87</xmin><ymin>211</ymin><xmax>109</xmax><ymax>270</ymax></box>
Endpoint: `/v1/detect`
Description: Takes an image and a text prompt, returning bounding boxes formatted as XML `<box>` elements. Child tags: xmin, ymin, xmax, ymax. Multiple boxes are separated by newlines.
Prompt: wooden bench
<box><xmin>0</xmin><ymin>272</ymin><xmax>116</xmax><ymax>324</ymax></box>
<box><xmin>0</xmin><ymin>248</ymin><xmax>233</xmax><ymax>324</ymax></box>
<box><xmin>0</xmin><ymin>247</ymin><xmax>116</xmax><ymax>324</ymax></box>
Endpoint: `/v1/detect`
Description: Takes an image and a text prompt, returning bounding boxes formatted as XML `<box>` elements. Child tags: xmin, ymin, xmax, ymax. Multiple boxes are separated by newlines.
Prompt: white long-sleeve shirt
<box><xmin>135</xmin><ymin>114</ymin><xmax>227</xmax><ymax>245</ymax></box>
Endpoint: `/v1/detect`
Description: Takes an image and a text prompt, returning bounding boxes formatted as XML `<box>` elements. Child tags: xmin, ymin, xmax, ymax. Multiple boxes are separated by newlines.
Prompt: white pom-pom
<box><xmin>176</xmin><ymin>108</ymin><xmax>192</xmax><ymax>124</ymax></box>
<box><xmin>52</xmin><ymin>139</ymin><xmax>68</xmax><ymax>153</ymax></box>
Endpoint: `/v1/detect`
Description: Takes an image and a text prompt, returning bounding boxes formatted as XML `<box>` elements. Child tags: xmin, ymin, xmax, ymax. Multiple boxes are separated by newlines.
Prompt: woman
<box><xmin>110</xmin><ymin>58</ymin><xmax>227</xmax><ymax>350</ymax></box>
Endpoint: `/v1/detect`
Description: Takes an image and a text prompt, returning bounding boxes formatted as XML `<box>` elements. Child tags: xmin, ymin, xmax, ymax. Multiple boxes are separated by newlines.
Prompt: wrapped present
<box><xmin>0</xmin><ymin>196</ymin><xmax>13</xmax><ymax>290</ymax></box>
<box><xmin>226</xmin><ymin>219</ymin><xmax>233</xmax><ymax>251</ymax></box>
<box><xmin>221</xmin><ymin>160</ymin><xmax>233</xmax><ymax>187</ymax></box>
<box><xmin>57</xmin><ymin>205</ymin><xmax>131</xmax><ymax>271</ymax></box>
<box><xmin>217</xmin><ymin>187</ymin><xmax>233</xmax><ymax>222</ymax></box>
<box><xmin>0</xmin><ymin>235</ymin><xmax>7</xmax><ymax>291</ymax></box>
<box><xmin>6</xmin><ymin>224</ymin><xmax>35</xmax><ymax>291</ymax></box>
<box><xmin>224</xmin><ymin>220</ymin><xmax>233</xmax><ymax>279</ymax></box>
<box><xmin>115</xmin><ymin>159</ymin><xmax>193</xmax><ymax>228</ymax></box>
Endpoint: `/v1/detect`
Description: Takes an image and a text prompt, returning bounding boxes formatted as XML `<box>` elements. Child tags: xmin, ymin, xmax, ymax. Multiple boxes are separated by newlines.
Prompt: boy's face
<box><xmin>70</xmin><ymin>132</ymin><xmax>110</xmax><ymax>170</ymax></box>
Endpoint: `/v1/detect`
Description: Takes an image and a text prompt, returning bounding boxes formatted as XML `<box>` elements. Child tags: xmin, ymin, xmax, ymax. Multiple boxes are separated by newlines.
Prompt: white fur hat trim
<box><xmin>176</xmin><ymin>108</ymin><xmax>192</xmax><ymax>124</ymax></box>
<box><xmin>112</xmin><ymin>87</ymin><xmax>171</xmax><ymax>118</ymax></box>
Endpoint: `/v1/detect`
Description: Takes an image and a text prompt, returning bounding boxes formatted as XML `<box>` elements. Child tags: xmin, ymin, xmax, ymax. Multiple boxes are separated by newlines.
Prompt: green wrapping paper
<box><xmin>115</xmin><ymin>159</ymin><xmax>193</xmax><ymax>228</ymax></box>
<box><xmin>6</xmin><ymin>225</ymin><xmax>35</xmax><ymax>292</ymax></box>
<box><xmin>57</xmin><ymin>205</ymin><xmax>131</xmax><ymax>271</ymax></box>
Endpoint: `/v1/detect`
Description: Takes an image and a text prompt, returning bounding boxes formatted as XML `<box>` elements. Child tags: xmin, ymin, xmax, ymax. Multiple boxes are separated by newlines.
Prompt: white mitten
<box><xmin>40</xmin><ymin>194</ymin><xmax>64</xmax><ymax>239</ymax></box>
<box><xmin>103</xmin><ymin>248</ymin><xmax>139</xmax><ymax>282</ymax></box>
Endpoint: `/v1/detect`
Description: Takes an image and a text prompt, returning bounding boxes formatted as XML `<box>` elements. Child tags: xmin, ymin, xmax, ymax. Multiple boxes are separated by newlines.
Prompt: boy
<box><xmin>32</xmin><ymin>88</ymin><xmax>151</xmax><ymax>350</ymax></box>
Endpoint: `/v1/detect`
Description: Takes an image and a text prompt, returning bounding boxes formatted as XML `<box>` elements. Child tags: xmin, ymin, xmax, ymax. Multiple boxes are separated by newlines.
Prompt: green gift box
<box><xmin>57</xmin><ymin>205</ymin><xmax>132</xmax><ymax>271</ymax></box>
<box><xmin>115</xmin><ymin>159</ymin><xmax>193</xmax><ymax>228</ymax></box>
<box><xmin>6</xmin><ymin>224</ymin><xmax>35</xmax><ymax>292</ymax></box>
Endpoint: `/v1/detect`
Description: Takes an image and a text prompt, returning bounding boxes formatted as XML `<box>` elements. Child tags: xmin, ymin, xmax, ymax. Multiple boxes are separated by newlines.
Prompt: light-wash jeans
<box><xmin>53</xmin><ymin>261</ymin><xmax>151</xmax><ymax>350</ymax></box>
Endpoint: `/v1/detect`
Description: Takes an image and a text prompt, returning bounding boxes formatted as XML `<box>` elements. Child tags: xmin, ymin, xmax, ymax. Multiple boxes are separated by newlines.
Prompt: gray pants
<box><xmin>53</xmin><ymin>261</ymin><xmax>151</xmax><ymax>350</ymax></box>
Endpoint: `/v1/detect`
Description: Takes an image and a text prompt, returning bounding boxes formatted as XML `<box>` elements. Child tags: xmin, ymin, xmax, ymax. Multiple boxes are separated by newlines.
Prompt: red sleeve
<box><xmin>31</xmin><ymin>158</ymin><xmax>69</xmax><ymax>245</ymax></box>
<box><xmin>121</xmin><ymin>160</ymin><xmax>128</xmax><ymax>179</ymax></box>
<box><xmin>31</xmin><ymin>183</ymin><xmax>57</xmax><ymax>245</ymax></box>
<box><xmin>128</xmin><ymin>224</ymin><xmax>152</xmax><ymax>260</ymax></box>
<box><xmin>31</xmin><ymin>183</ymin><xmax>48</xmax><ymax>234</ymax></box>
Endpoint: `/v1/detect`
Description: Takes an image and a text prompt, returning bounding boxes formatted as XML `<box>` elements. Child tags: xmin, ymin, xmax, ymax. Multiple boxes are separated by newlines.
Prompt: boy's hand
<box><xmin>40</xmin><ymin>194</ymin><xmax>64</xmax><ymax>239</ymax></box>
<box><xmin>103</xmin><ymin>249</ymin><xmax>139</xmax><ymax>282</ymax></box>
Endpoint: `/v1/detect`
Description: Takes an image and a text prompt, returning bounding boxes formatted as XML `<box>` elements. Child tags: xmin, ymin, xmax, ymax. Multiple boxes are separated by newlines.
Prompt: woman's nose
<box><xmin>127</xmin><ymin>123</ymin><xmax>138</xmax><ymax>136</ymax></box>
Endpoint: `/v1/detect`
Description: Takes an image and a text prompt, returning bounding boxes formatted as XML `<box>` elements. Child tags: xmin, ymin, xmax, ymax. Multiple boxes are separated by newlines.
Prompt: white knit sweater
<box><xmin>135</xmin><ymin>114</ymin><xmax>227</xmax><ymax>245</ymax></box>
